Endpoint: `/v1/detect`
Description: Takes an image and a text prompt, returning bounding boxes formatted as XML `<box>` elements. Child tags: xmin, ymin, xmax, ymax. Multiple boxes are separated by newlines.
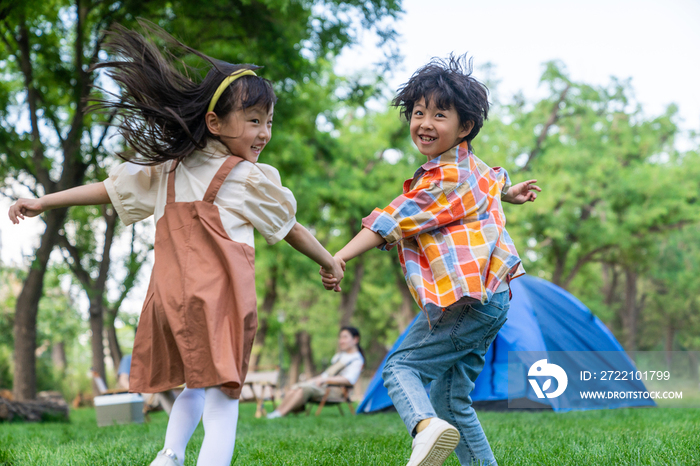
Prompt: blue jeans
<box><xmin>382</xmin><ymin>291</ymin><xmax>510</xmax><ymax>466</ymax></box>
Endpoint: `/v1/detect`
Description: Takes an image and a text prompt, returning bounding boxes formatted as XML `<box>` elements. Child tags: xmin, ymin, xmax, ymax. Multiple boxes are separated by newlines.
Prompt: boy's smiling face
<box><xmin>410</xmin><ymin>97</ymin><xmax>473</xmax><ymax>160</ymax></box>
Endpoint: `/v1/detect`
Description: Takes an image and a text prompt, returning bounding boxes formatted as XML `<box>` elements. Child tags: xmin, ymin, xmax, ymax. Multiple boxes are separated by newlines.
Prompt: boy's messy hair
<box><xmin>392</xmin><ymin>54</ymin><xmax>489</xmax><ymax>152</ymax></box>
<box><xmin>90</xmin><ymin>20</ymin><xmax>277</xmax><ymax>165</ymax></box>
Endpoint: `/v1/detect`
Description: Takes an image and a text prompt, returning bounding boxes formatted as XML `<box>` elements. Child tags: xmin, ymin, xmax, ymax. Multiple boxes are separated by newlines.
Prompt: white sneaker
<box><xmin>266</xmin><ymin>410</ymin><xmax>282</xmax><ymax>419</ymax></box>
<box><xmin>149</xmin><ymin>448</ymin><xmax>183</xmax><ymax>466</ymax></box>
<box><xmin>406</xmin><ymin>418</ymin><xmax>460</xmax><ymax>466</ymax></box>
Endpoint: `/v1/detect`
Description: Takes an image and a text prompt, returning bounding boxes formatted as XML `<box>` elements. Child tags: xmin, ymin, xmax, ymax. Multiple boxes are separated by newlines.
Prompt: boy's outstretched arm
<box><xmin>284</xmin><ymin>222</ymin><xmax>345</xmax><ymax>292</ymax></box>
<box><xmin>335</xmin><ymin>228</ymin><xmax>386</xmax><ymax>263</ymax></box>
<box><xmin>8</xmin><ymin>182</ymin><xmax>111</xmax><ymax>224</ymax></box>
<box><xmin>502</xmin><ymin>179</ymin><xmax>541</xmax><ymax>204</ymax></box>
<box><xmin>320</xmin><ymin>228</ymin><xmax>385</xmax><ymax>290</ymax></box>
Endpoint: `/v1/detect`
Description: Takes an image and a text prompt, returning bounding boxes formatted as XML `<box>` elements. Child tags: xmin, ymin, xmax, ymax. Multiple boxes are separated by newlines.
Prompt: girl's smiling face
<box><xmin>206</xmin><ymin>104</ymin><xmax>274</xmax><ymax>162</ymax></box>
<box><xmin>410</xmin><ymin>97</ymin><xmax>473</xmax><ymax>160</ymax></box>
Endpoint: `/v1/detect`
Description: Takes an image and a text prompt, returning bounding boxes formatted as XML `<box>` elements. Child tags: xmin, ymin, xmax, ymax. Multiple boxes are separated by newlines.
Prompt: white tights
<box><xmin>163</xmin><ymin>386</ymin><xmax>239</xmax><ymax>466</ymax></box>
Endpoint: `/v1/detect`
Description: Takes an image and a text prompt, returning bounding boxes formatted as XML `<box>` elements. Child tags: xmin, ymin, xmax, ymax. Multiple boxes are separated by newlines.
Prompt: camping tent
<box><xmin>357</xmin><ymin>276</ymin><xmax>655</xmax><ymax>413</ymax></box>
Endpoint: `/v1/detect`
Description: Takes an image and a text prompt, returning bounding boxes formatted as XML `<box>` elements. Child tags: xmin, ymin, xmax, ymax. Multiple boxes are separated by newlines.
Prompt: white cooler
<box><xmin>94</xmin><ymin>393</ymin><xmax>144</xmax><ymax>427</ymax></box>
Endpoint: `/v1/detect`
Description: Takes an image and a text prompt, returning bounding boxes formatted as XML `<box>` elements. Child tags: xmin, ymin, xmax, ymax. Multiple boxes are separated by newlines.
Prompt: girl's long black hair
<box><xmin>89</xmin><ymin>20</ymin><xmax>277</xmax><ymax>165</ymax></box>
<box><xmin>340</xmin><ymin>326</ymin><xmax>365</xmax><ymax>361</ymax></box>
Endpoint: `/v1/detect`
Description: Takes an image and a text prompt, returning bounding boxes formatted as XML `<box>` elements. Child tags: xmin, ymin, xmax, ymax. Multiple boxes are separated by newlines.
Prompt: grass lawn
<box><xmin>1</xmin><ymin>402</ymin><xmax>699</xmax><ymax>465</ymax></box>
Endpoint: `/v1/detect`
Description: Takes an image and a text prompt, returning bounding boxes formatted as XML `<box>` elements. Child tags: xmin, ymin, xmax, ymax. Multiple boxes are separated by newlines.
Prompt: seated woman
<box><xmin>267</xmin><ymin>326</ymin><xmax>364</xmax><ymax>418</ymax></box>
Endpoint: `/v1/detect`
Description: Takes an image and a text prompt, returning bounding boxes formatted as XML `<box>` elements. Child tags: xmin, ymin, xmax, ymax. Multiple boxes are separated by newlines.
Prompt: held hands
<box><xmin>8</xmin><ymin>198</ymin><xmax>45</xmax><ymax>224</ymax></box>
<box><xmin>319</xmin><ymin>255</ymin><xmax>346</xmax><ymax>292</ymax></box>
<box><xmin>504</xmin><ymin>179</ymin><xmax>541</xmax><ymax>204</ymax></box>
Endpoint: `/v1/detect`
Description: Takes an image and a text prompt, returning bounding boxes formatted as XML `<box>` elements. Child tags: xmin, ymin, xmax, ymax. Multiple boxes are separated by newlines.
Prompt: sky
<box><xmin>1</xmin><ymin>0</ymin><xmax>699</xmax><ymax>314</ymax></box>
<box><xmin>337</xmin><ymin>0</ymin><xmax>700</xmax><ymax>131</ymax></box>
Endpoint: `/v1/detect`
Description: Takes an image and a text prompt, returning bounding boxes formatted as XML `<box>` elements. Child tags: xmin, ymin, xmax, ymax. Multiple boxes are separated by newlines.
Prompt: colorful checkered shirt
<box><xmin>362</xmin><ymin>142</ymin><xmax>525</xmax><ymax>312</ymax></box>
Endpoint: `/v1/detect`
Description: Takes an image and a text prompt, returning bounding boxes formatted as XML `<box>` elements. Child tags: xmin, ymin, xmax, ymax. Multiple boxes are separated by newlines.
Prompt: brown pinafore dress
<box><xmin>129</xmin><ymin>156</ymin><xmax>257</xmax><ymax>399</ymax></box>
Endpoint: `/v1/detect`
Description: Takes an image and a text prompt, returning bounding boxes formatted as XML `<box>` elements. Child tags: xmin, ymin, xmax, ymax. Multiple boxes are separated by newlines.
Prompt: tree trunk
<box><xmin>551</xmin><ymin>245</ymin><xmax>568</xmax><ymax>287</ymax></box>
<box><xmin>522</xmin><ymin>84</ymin><xmax>571</xmax><ymax>171</ymax></box>
<box><xmin>59</xmin><ymin>208</ymin><xmax>117</xmax><ymax>393</ymax></box>
<box><xmin>688</xmin><ymin>351</ymin><xmax>699</xmax><ymax>383</ymax></box>
<box><xmin>13</xmin><ymin>208</ymin><xmax>67</xmax><ymax>401</ymax></box>
<box><xmin>665</xmin><ymin>324</ymin><xmax>674</xmax><ymax>371</ymax></box>
<box><xmin>51</xmin><ymin>342</ymin><xmax>67</xmax><ymax>373</ymax></box>
<box><xmin>89</xmin><ymin>299</ymin><xmax>106</xmax><ymax>388</ymax></box>
<box><xmin>0</xmin><ymin>397</ymin><xmax>69</xmax><ymax>422</ymax></box>
<box><xmin>603</xmin><ymin>263</ymin><xmax>619</xmax><ymax>306</ymax></box>
<box><xmin>287</xmin><ymin>336</ymin><xmax>301</xmax><ymax>387</ymax></box>
<box><xmin>366</xmin><ymin>338</ymin><xmax>388</xmax><ymax>374</ymax></box>
<box><xmin>339</xmin><ymin>256</ymin><xmax>365</xmax><ymax>328</ymax></box>
<box><xmin>251</xmin><ymin>267</ymin><xmax>277</xmax><ymax>370</ymax></box>
<box><xmin>622</xmin><ymin>268</ymin><xmax>638</xmax><ymax>352</ymax></box>
<box><xmin>298</xmin><ymin>330</ymin><xmax>315</xmax><ymax>379</ymax></box>
<box><xmin>105</xmin><ymin>319</ymin><xmax>122</xmax><ymax>375</ymax></box>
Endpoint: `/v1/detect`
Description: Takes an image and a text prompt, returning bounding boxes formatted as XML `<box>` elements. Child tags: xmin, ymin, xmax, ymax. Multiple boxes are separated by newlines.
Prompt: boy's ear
<box><xmin>205</xmin><ymin>112</ymin><xmax>221</xmax><ymax>135</ymax></box>
<box><xmin>459</xmin><ymin>120</ymin><xmax>475</xmax><ymax>139</ymax></box>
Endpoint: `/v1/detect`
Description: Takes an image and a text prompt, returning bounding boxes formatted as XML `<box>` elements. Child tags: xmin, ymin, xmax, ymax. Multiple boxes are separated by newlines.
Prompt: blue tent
<box><xmin>357</xmin><ymin>276</ymin><xmax>655</xmax><ymax>413</ymax></box>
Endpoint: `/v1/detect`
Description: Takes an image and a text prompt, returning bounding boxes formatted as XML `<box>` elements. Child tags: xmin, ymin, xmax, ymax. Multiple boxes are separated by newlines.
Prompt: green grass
<box><xmin>1</xmin><ymin>403</ymin><xmax>699</xmax><ymax>465</ymax></box>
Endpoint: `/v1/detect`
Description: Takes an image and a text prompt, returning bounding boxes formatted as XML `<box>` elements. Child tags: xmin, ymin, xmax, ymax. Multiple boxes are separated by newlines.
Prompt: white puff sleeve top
<box><xmin>103</xmin><ymin>139</ymin><xmax>297</xmax><ymax>248</ymax></box>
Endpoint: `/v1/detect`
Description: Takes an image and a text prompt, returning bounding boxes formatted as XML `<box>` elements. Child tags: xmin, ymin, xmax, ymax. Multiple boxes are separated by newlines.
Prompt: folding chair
<box><xmin>307</xmin><ymin>383</ymin><xmax>355</xmax><ymax>416</ymax></box>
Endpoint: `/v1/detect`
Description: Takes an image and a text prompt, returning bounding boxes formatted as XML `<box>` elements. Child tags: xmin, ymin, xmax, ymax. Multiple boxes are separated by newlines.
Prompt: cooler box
<box><xmin>94</xmin><ymin>393</ymin><xmax>144</xmax><ymax>427</ymax></box>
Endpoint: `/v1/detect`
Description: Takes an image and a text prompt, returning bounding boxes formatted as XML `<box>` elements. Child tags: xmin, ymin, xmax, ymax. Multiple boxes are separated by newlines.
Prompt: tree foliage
<box><xmin>477</xmin><ymin>61</ymin><xmax>700</xmax><ymax>352</ymax></box>
<box><xmin>0</xmin><ymin>0</ymin><xmax>402</xmax><ymax>399</ymax></box>
<box><xmin>2</xmin><ymin>1</ymin><xmax>698</xmax><ymax>398</ymax></box>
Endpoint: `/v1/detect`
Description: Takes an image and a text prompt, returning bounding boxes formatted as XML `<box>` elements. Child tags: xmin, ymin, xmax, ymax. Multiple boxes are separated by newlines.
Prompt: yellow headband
<box><xmin>207</xmin><ymin>69</ymin><xmax>257</xmax><ymax>113</ymax></box>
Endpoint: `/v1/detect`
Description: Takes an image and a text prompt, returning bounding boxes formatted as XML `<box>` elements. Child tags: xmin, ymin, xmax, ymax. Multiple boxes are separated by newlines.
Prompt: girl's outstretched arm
<box><xmin>284</xmin><ymin>222</ymin><xmax>345</xmax><ymax>291</ymax></box>
<box><xmin>8</xmin><ymin>182</ymin><xmax>111</xmax><ymax>224</ymax></box>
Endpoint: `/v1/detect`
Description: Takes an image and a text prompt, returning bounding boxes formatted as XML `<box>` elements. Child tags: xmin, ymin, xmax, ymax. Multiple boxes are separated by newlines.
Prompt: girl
<box><xmin>266</xmin><ymin>326</ymin><xmax>364</xmax><ymax>418</ymax></box>
<box><xmin>8</xmin><ymin>23</ymin><xmax>344</xmax><ymax>466</ymax></box>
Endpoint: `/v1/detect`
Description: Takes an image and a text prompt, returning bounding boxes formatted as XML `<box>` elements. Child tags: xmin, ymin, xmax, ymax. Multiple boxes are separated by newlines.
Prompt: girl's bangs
<box><xmin>246</xmin><ymin>80</ymin><xmax>277</xmax><ymax>111</ymax></box>
<box><xmin>233</xmin><ymin>77</ymin><xmax>277</xmax><ymax>112</ymax></box>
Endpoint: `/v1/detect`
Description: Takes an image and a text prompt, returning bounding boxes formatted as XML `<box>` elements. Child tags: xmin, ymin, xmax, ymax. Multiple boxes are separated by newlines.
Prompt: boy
<box><xmin>322</xmin><ymin>55</ymin><xmax>539</xmax><ymax>465</ymax></box>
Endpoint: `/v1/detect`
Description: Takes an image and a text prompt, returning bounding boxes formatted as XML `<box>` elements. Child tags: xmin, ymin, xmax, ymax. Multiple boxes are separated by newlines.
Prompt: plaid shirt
<box><xmin>362</xmin><ymin>142</ymin><xmax>525</xmax><ymax>312</ymax></box>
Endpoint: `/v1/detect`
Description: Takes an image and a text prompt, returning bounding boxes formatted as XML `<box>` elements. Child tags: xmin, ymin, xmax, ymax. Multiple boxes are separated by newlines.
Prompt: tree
<box><xmin>58</xmin><ymin>205</ymin><xmax>117</xmax><ymax>385</ymax></box>
<box><xmin>480</xmin><ymin>62</ymin><xmax>700</xmax><ymax>351</ymax></box>
<box><xmin>0</xmin><ymin>0</ymin><xmax>401</xmax><ymax>400</ymax></box>
<box><xmin>59</xmin><ymin>206</ymin><xmax>150</xmax><ymax>387</ymax></box>
<box><xmin>0</xmin><ymin>0</ymin><xmax>144</xmax><ymax>400</ymax></box>
<box><xmin>644</xmin><ymin>224</ymin><xmax>700</xmax><ymax>354</ymax></box>
<box><xmin>34</xmin><ymin>264</ymin><xmax>85</xmax><ymax>394</ymax></box>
